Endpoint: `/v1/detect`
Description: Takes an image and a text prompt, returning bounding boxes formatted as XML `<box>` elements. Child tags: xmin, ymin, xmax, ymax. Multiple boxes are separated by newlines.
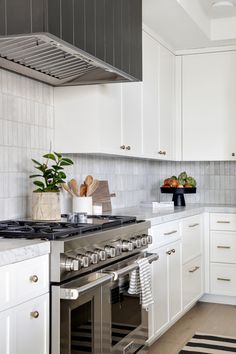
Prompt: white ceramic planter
<box><xmin>72</xmin><ymin>196</ymin><xmax>93</xmax><ymax>214</ymax></box>
<box><xmin>32</xmin><ymin>192</ymin><xmax>61</xmax><ymax>220</ymax></box>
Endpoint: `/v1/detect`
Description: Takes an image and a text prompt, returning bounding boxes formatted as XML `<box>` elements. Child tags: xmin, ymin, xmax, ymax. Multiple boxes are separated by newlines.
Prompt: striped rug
<box><xmin>179</xmin><ymin>333</ymin><xmax>236</xmax><ymax>353</ymax></box>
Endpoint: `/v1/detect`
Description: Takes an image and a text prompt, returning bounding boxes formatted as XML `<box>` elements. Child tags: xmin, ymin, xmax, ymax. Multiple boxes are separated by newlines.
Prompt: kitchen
<box><xmin>1</xmin><ymin>0</ymin><xmax>236</xmax><ymax>354</ymax></box>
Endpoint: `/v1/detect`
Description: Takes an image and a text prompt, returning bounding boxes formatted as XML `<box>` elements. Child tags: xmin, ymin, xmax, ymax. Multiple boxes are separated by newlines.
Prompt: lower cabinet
<box><xmin>0</xmin><ymin>294</ymin><xmax>49</xmax><ymax>354</ymax></box>
<box><xmin>149</xmin><ymin>241</ymin><xmax>182</xmax><ymax>340</ymax></box>
<box><xmin>182</xmin><ymin>256</ymin><xmax>202</xmax><ymax>309</ymax></box>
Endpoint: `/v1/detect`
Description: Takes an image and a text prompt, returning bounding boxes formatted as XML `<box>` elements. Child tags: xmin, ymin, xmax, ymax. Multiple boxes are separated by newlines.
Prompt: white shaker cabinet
<box><xmin>142</xmin><ymin>31</ymin><xmax>159</xmax><ymax>158</ymax></box>
<box><xmin>0</xmin><ymin>255</ymin><xmax>49</xmax><ymax>354</ymax></box>
<box><xmin>55</xmin><ymin>30</ymin><xmax>178</xmax><ymax>160</ymax></box>
<box><xmin>55</xmin><ymin>84</ymin><xmax>122</xmax><ymax>155</ymax></box>
<box><xmin>121</xmin><ymin>82</ymin><xmax>142</xmax><ymax>156</ymax></box>
<box><xmin>182</xmin><ymin>51</ymin><xmax>236</xmax><ymax>161</ymax></box>
<box><xmin>142</xmin><ymin>31</ymin><xmax>176</xmax><ymax>160</ymax></box>
<box><xmin>149</xmin><ymin>239</ymin><xmax>181</xmax><ymax>342</ymax></box>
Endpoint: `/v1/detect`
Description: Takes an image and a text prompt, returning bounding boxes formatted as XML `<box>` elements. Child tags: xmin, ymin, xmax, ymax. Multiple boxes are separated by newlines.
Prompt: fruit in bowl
<box><xmin>161</xmin><ymin>172</ymin><xmax>196</xmax><ymax>188</ymax></box>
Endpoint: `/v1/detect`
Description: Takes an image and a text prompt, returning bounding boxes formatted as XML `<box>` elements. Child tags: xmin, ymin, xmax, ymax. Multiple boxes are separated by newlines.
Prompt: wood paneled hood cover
<box><xmin>0</xmin><ymin>0</ymin><xmax>142</xmax><ymax>86</ymax></box>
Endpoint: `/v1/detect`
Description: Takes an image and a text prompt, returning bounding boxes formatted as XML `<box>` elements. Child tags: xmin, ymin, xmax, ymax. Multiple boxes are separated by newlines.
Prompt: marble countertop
<box><xmin>0</xmin><ymin>239</ymin><xmax>50</xmax><ymax>267</ymax></box>
<box><xmin>112</xmin><ymin>204</ymin><xmax>236</xmax><ymax>226</ymax></box>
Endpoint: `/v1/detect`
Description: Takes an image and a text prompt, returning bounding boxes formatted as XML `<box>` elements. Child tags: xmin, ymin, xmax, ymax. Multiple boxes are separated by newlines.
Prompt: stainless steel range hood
<box><xmin>0</xmin><ymin>0</ymin><xmax>142</xmax><ymax>86</ymax></box>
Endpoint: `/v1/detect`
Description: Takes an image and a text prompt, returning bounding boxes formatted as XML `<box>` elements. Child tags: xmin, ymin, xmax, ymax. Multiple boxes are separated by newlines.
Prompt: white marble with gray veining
<box><xmin>0</xmin><ymin>239</ymin><xmax>50</xmax><ymax>267</ymax></box>
<box><xmin>113</xmin><ymin>204</ymin><xmax>236</xmax><ymax>226</ymax></box>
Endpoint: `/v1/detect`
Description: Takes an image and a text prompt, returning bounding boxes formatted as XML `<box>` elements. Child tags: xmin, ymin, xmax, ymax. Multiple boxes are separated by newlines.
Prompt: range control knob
<box><xmin>122</xmin><ymin>240</ymin><xmax>134</xmax><ymax>252</ymax></box>
<box><xmin>76</xmin><ymin>254</ymin><xmax>90</xmax><ymax>268</ymax></box>
<box><xmin>104</xmin><ymin>246</ymin><xmax>116</xmax><ymax>258</ymax></box>
<box><xmin>142</xmin><ymin>234</ymin><xmax>153</xmax><ymax>244</ymax></box>
<box><xmin>64</xmin><ymin>258</ymin><xmax>79</xmax><ymax>272</ymax></box>
<box><xmin>94</xmin><ymin>249</ymin><xmax>107</xmax><ymax>261</ymax></box>
<box><xmin>131</xmin><ymin>237</ymin><xmax>142</xmax><ymax>249</ymax></box>
<box><xmin>86</xmin><ymin>251</ymin><xmax>99</xmax><ymax>265</ymax></box>
<box><xmin>141</xmin><ymin>236</ymin><xmax>148</xmax><ymax>246</ymax></box>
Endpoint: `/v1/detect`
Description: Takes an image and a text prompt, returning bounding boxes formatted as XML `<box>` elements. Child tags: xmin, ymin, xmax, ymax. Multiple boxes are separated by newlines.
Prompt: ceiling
<box><xmin>143</xmin><ymin>0</ymin><xmax>236</xmax><ymax>51</ymax></box>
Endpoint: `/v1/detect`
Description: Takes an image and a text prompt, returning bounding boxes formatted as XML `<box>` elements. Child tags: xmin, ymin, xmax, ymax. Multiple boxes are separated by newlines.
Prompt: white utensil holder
<box><xmin>72</xmin><ymin>196</ymin><xmax>93</xmax><ymax>214</ymax></box>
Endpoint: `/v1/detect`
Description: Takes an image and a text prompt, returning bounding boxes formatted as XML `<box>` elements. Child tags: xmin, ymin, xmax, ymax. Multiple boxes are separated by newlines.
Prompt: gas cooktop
<box><xmin>0</xmin><ymin>215</ymin><xmax>137</xmax><ymax>240</ymax></box>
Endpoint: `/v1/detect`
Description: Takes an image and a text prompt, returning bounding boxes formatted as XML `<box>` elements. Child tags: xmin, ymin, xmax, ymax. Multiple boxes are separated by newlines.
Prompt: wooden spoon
<box><xmin>87</xmin><ymin>180</ymin><xmax>100</xmax><ymax>196</ymax></box>
<box><xmin>84</xmin><ymin>175</ymin><xmax>93</xmax><ymax>187</ymax></box>
<box><xmin>69</xmin><ymin>179</ymin><xmax>80</xmax><ymax>197</ymax></box>
<box><xmin>80</xmin><ymin>183</ymin><xmax>87</xmax><ymax>197</ymax></box>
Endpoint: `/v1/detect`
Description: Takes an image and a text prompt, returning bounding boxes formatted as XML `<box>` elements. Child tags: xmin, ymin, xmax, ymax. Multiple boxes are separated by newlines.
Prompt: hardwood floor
<box><xmin>147</xmin><ymin>302</ymin><xmax>236</xmax><ymax>354</ymax></box>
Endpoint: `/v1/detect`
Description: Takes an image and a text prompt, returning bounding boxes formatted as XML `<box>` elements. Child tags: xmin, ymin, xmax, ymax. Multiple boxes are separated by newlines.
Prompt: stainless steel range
<box><xmin>0</xmin><ymin>215</ymin><xmax>158</xmax><ymax>354</ymax></box>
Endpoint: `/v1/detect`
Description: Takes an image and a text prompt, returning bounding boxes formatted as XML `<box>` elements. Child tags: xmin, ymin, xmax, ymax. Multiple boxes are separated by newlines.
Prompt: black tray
<box><xmin>161</xmin><ymin>187</ymin><xmax>196</xmax><ymax>206</ymax></box>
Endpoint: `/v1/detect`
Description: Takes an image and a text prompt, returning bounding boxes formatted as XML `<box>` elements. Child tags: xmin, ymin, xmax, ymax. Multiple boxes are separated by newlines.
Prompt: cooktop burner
<box><xmin>0</xmin><ymin>215</ymin><xmax>137</xmax><ymax>240</ymax></box>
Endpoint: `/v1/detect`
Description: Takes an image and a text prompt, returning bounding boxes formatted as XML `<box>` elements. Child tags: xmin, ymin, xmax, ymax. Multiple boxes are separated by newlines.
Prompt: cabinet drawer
<box><xmin>0</xmin><ymin>255</ymin><xmax>49</xmax><ymax>311</ymax></box>
<box><xmin>210</xmin><ymin>213</ymin><xmax>236</xmax><ymax>231</ymax></box>
<box><xmin>150</xmin><ymin>222</ymin><xmax>180</xmax><ymax>248</ymax></box>
<box><xmin>210</xmin><ymin>263</ymin><xmax>236</xmax><ymax>296</ymax></box>
<box><xmin>210</xmin><ymin>231</ymin><xmax>236</xmax><ymax>264</ymax></box>
<box><xmin>182</xmin><ymin>215</ymin><xmax>202</xmax><ymax>264</ymax></box>
<box><xmin>182</xmin><ymin>256</ymin><xmax>202</xmax><ymax>309</ymax></box>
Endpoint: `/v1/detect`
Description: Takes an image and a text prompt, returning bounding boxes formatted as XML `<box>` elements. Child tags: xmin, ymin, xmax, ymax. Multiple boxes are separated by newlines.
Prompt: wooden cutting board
<box><xmin>91</xmin><ymin>180</ymin><xmax>112</xmax><ymax>212</ymax></box>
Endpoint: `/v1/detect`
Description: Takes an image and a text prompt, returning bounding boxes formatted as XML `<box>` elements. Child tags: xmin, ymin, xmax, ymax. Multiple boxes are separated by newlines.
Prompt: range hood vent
<box><xmin>0</xmin><ymin>0</ymin><xmax>142</xmax><ymax>86</ymax></box>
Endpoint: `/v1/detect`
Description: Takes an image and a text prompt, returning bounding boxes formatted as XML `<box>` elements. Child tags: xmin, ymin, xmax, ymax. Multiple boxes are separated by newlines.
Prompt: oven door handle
<box><xmin>60</xmin><ymin>273</ymin><xmax>113</xmax><ymax>300</ymax></box>
<box><xmin>107</xmin><ymin>253</ymin><xmax>159</xmax><ymax>281</ymax></box>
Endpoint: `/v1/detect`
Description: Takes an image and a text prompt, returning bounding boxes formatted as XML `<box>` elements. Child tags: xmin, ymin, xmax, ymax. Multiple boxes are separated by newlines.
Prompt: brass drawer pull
<box><xmin>217</xmin><ymin>246</ymin><xmax>231</xmax><ymax>249</ymax></box>
<box><xmin>31</xmin><ymin>311</ymin><xmax>39</xmax><ymax>319</ymax></box>
<box><xmin>163</xmin><ymin>230</ymin><xmax>177</xmax><ymax>236</ymax></box>
<box><xmin>30</xmin><ymin>275</ymin><xmax>39</xmax><ymax>283</ymax></box>
<box><xmin>188</xmin><ymin>223</ymin><xmax>199</xmax><ymax>228</ymax></box>
<box><xmin>217</xmin><ymin>221</ymin><xmax>231</xmax><ymax>224</ymax></box>
<box><xmin>217</xmin><ymin>277</ymin><xmax>231</xmax><ymax>282</ymax></box>
<box><xmin>189</xmin><ymin>266</ymin><xmax>200</xmax><ymax>273</ymax></box>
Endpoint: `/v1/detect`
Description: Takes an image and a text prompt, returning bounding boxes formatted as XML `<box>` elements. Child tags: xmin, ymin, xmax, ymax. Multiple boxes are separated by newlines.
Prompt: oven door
<box><xmin>103</xmin><ymin>252</ymin><xmax>158</xmax><ymax>354</ymax></box>
<box><xmin>51</xmin><ymin>272</ymin><xmax>112</xmax><ymax>354</ymax></box>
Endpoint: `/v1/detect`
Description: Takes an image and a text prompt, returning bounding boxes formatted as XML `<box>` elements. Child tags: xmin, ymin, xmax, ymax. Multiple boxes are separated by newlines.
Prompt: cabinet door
<box><xmin>182</xmin><ymin>256</ymin><xmax>202</xmax><ymax>309</ymax></box>
<box><xmin>158</xmin><ymin>45</ymin><xmax>175</xmax><ymax>160</ymax></box>
<box><xmin>121</xmin><ymin>82</ymin><xmax>142</xmax><ymax>156</ymax></box>
<box><xmin>0</xmin><ymin>309</ymin><xmax>14</xmax><ymax>354</ymax></box>
<box><xmin>183</xmin><ymin>51</ymin><xmax>236</xmax><ymax>161</ymax></box>
<box><xmin>168</xmin><ymin>242</ymin><xmax>182</xmax><ymax>321</ymax></box>
<box><xmin>151</xmin><ymin>246</ymin><xmax>169</xmax><ymax>337</ymax></box>
<box><xmin>15</xmin><ymin>294</ymin><xmax>49</xmax><ymax>354</ymax></box>
<box><xmin>142</xmin><ymin>31</ymin><xmax>159</xmax><ymax>158</ymax></box>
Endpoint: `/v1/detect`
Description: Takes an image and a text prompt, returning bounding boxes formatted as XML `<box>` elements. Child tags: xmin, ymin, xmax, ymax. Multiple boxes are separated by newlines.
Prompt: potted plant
<box><xmin>30</xmin><ymin>152</ymin><xmax>73</xmax><ymax>220</ymax></box>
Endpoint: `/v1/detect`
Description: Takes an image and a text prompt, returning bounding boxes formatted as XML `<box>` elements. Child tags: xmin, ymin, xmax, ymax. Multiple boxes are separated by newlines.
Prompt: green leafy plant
<box><xmin>30</xmin><ymin>152</ymin><xmax>74</xmax><ymax>192</ymax></box>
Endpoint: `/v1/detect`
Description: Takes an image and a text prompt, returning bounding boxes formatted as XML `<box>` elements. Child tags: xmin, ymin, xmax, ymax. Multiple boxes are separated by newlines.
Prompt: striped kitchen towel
<box><xmin>128</xmin><ymin>258</ymin><xmax>153</xmax><ymax>310</ymax></box>
<box><xmin>179</xmin><ymin>332</ymin><xmax>236</xmax><ymax>353</ymax></box>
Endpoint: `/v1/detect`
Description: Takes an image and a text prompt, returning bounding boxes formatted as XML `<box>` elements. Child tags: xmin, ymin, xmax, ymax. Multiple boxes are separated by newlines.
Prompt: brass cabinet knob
<box><xmin>232</xmin><ymin>153</ymin><xmax>235</xmax><ymax>157</ymax></box>
<box><xmin>30</xmin><ymin>275</ymin><xmax>39</xmax><ymax>283</ymax></box>
<box><xmin>171</xmin><ymin>249</ymin><xmax>176</xmax><ymax>253</ymax></box>
<box><xmin>158</xmin><ymin>151</ymin><xmax>166</xmax><ymax>155</ymax></box>
<box><xmin>120</xmin><ymin>145</ymin><xmax>125</xmax><ymax>150</ymax></box>
<box><xmin>166</xmin><ymin>250</ymin><xmax>172</xmax><ymax>255</ymax></box>
<box><xmin>126</xmin><ymin>146</ymin><xmax>131</xmax><ymax>151</ymax></box>
<box><xmin>31</xmin><ymin>311</ymin><xmax>39</xmax><ymax>319</ymax></box>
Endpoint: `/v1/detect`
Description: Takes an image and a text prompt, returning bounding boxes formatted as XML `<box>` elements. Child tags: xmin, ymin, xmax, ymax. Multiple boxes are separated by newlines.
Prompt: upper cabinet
<box><xmin>182</xmin><ymin>51</ymin><xmax>236</xmax><ymax>161</ymax></box>
<box><xmin>55</xmin><ymin>30</ymin><xmax>179</xmax><ymax>159</ymax></box>
<box><xmin>142</xmin><ymin>32</ymin><xmax>176</xmax><ymax>160</ymax></box>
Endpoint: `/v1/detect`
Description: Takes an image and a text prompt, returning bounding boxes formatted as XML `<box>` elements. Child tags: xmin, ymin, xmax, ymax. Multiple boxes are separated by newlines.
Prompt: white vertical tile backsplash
<box><xmin>1</xmin><ymin>70</ymin><xmax>236</xmax><ymax>218</ymax></box>
<box><xmin>0</xmin><ymin>69</ymin><xmax>54</xmax><ymax>220</ymax></box>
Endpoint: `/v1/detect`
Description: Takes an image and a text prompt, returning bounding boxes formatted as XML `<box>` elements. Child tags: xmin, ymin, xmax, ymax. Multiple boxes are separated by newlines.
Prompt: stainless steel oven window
<box><xmin>110</xmin><ymin>273</ymin><xmax>142</xmax><ymax>347</ymax></box>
